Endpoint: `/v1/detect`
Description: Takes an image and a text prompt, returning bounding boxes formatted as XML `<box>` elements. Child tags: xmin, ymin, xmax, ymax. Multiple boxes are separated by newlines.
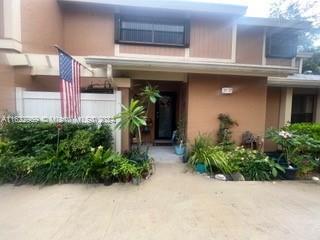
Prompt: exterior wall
<box><xmin>236</xmin><ymin>25</ymin><xmax>263</xmax><ymax>65</ymax></box>
<box><xmin>21</xmin><ymin>0</ymin><xmax>63</xmax><ymax>54</ymax></box>
<box><xmin>63</xmin><ymin>6</ymin><xmax>114</xmax><ymax>56</ymax></box>
<box><xmin>264</xmin><ymin>87</ymin><xmax>281</xmax><ymax>151</ymax></box>
<box><xmin>119</xmin><ymin>87</ymin><xmax>130</xmax><ymax>152</ymax></box>
<box><xmin>266</xmin><ymin>58</ymin><xmax>292</xmax><ymax>67</ymax></box>
<box><xmin>119</xmin><ymin>45</ymin><xmax>185</xmax><ymax>57</ymax></box>
<box><xmin>0</xmin><ymin>0</ymin><xmax>4</xmax><ymax>39</ymax></box>
<box><xmin>189</xmin><ymin>16</ymin><xmax>233</xmax><ymax>59</ymax></box>
<box><xmin>186</xmin><ymin>74</ymin><xmax>268</xmax><ymax>145</ymax></box>
<box><xmin>0</xmin><ymin>64</ymin><xmax>15</xmax><ymax>113</ymax></box>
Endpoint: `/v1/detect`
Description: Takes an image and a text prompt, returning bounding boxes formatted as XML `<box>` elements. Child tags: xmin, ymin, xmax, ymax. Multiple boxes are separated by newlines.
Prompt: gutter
<box><xmin>86</xmin><ymin>56</ymin><xmax>298</xmax><ymax>77</ymax></box>
<box><xmin>268</xmin><ymin>76</ymin><xmax>320</xmax><ymax>87</ymax></box>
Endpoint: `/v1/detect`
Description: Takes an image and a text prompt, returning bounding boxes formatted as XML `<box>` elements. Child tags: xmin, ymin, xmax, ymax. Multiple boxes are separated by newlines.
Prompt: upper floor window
<box><xmin>266</xmin><ymin>29</ymin><xmax>297</xmax><ymax>59</ymax></box>
<box><xmin>115</xmin><ymin>15</ymin><xmax>190</xmax><ymax>47</ymax></box>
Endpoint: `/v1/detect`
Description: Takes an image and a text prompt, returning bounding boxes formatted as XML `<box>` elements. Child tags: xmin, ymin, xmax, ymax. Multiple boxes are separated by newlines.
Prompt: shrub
<box><xmin>59</xmin><ymin>130</ymin><xmax>94</xmax><ymax>160</ymax></box>
<box><xmin>287</xmin><ymin>123</ymin><xmax>320</xmax><ymax>158</ymax></box>
<box><xmin>217</xmin><ymin>114</ymin><xmax>238</xmax><ymax>150</ymax></box>
<box><xmin>227</xmin><ymin>146</ymin><xmax>284</xmax><ymax>181</ymax></box>
<box><xmin>291</xmin><ymin>154</ymin><xmax>319</xmax><ymax>176</ymax></box>
<box><xmin>288</xmin><ymin>123</ymin><xmax>320</xmax><ymax>141</ymax></box>
<box><xmin>0</xmin><ymin>122</ymin><xmax>151</xmax><ymax>185</ymax></box>
<box><xmin>266</xmin><ymin>127</ymin><xmax>320</xmax><ymax>175</ymax></box>
<box><xmin>0</xmin><ymin>122</ymin><xmax>113</xmax><ymax>156</ymax></box>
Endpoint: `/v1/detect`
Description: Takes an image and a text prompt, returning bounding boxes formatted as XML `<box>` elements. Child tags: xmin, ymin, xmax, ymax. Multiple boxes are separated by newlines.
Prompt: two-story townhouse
<box><xmin>0</xmin><ymin>0</ymin><xmax>318</xmax><ymax>152</ymax></box>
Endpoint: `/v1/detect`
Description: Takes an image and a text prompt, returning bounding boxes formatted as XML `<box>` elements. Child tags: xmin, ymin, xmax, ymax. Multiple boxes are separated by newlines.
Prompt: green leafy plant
<box><xmin>266</xmin><ymin>127</ymin><xmax>320</xmax><ymax>169</ymax></box>
<box><xmin>288</xmin><ymin>123</ymin><xmax>320</xmax><ymax>158</ymax></box>
<box><xmin>175</xmin><ymin>119</ymin><xmax>186</xmax><ymax>145</ymax></box>
<box><xmin>115</xmin><ymin>99</ymin><xmax>147</xmax><ymax>148</ymax></box>
<box><xmin>227</xmin><ymin>146</ymin><xmax>284</xmax><ymax>181</ymax></box>
<box><xmin>0</xmin><ymin>122</ymin><xmax>152</xmax><ymax>185</ymax></box>
<box><xmin>139</xmin><ymin>84</ymin><xmax>161</xmax><ymax>116</ymax></box>
<box><xmin>217</xmin><ymin>114</ymin><xmax>238</xmax><ymax>149</ymax></box>
<box><xmin>0</xmin><ymin>122</ymin><xmax>113</xmax><ymax>156</ymax></box>
<box><xmin>241</xmin><ymin>157</ymin><xmax>284</xmax><ymax>181</ymax></box>
<box><xmin>291</xmin><ymin>154</ymin><xmax>319</xmax><ymax>176</ymax></box>
<box><xmin>189</xmin><ymin>134</ymin><xmax>232</xmax><ymax>174</ymax></box>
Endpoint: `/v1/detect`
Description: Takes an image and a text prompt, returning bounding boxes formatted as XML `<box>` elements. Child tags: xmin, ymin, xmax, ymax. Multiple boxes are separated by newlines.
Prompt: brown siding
<box><xmin>236</xmin><ymin>25</ymin><xmax>264</xmax><ymax>65</ymax></box>
<box><xmin>187</xmin><ymin>74</ymin><xmax>267</xmax><ymax>144</ymax></box>
<box><xmin>266</xmin><ymin>58</ymin><xmax>292</xmax><ymax>67</ymax></box>
<box><xmin>21</xmin><ymin>0</ymin><xmax>63</xmax><ymax>54</ymax></box>
<box><xmin>264</xmin><ymin>87</ymin><xmax>281</xmax><ymax>151</ymax></box>
<box><xmin>119</xmin><ymin>45</ymin><xmax>185</xmax><ymax>57</ymax></box>
<box><xmin>0</xmin><ymin>0</ymin><xmax>4</xmax><ymax>39</ymax></box>
<box><xmin>63</xmin><ymin>6</ymin><xmax>114</xmax><ymax>56</ymax></box>
<box><xmin>0</xmin><ymin>65</ymin><xmax>16</xmax><ymax>113</ymax></box>
<box><xmin>190</xmin><ymin>17</ymin><xmax>232</xmax><ymax>59</ymax></box>
<box><xmin>119</xmin><ymin>87</ymin><xmax>130</xmax><ymax>152</ymax></box>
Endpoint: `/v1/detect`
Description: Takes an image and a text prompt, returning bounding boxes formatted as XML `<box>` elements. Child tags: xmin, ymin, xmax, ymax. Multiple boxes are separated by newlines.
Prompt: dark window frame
<box><xmin>115</xmin><ymin>15</ymin><xmax>190</xmax><ymax>48</ymax></box>
<box><xmin>291</xmin><ymin>94</ymin><xmax>316</xmax><ymax>123</ymax></box>
<box><xmin>266</xmin><ymin>29</ymin><xmax>298</xmax><ymax>59</ymax></box>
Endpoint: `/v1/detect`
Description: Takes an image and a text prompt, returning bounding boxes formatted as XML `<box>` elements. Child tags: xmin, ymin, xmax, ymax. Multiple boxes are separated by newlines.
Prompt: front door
<box><xmin>155</xmin><ymin>92</ymin><xmax>176</xmax><ymax>140</ymax></box>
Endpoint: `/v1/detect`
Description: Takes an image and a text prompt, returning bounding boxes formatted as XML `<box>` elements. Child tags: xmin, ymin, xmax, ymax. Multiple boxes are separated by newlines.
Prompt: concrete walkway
<box><xmin>149</xmin><ymin>146</ymin><xmax>181</xmax><ymax>163</ymax></box>
<box><xmin>0</xmin><ymin>162</ymin><xmax>320</xmax><ymax>240</ymax></box>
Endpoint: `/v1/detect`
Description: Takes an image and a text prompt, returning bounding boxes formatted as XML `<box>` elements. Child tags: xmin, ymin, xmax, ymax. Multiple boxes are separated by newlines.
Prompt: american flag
<box><xmin>59</xmin><ymin>50</ymin><xmax>81</xmax><ymax>118</ymax></box>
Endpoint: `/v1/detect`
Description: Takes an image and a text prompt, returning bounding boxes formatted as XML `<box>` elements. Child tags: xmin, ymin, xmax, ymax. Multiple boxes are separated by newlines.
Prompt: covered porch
<box><xmin>265</xmin><ymin>74</ymin><xmax>320</xmax><ymax>151</ymax></box>
<box><xmin>130</xmin><ymin>79</ymin><xmax>187</xmax><ymax>146</ymax></box>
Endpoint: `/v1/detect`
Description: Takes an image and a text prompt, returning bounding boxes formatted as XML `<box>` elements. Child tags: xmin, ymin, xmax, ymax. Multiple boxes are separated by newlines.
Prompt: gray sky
<box><xmin>188</xmin><ymin>0</ymin><xmax>272</xmax><ymax>17</ymax></box>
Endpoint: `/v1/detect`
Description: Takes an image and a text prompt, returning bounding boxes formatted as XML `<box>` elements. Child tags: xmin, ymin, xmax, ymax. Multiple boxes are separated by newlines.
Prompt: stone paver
<box><xmin>0</xmin><ymin>162</ymin><xmax>320</xmax><ymax>240</ymax></box>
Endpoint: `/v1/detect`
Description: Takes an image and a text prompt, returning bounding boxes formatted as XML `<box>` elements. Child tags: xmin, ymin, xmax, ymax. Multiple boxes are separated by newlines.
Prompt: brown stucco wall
<box><xmin>21</xmin><ymin>0</ymin><xmax>63</xmax><ymax>53</ymax></box>
<box><xmin>0</xmin><ymin>0</ymin><xmax>4</xmax><ymax>39</ymax></box>
<box><xmin>236</xmin><ymin>25</ymin><xmax>264</xmax><ymax>65</ymax></box>
<box><xmin>0</xmin><ymin>65</ymin><xmax>16</xmax><ymax>114</ymax></box>
<box><xmin>119</xmin><ymin>45</ymin><xmax>185</xmax><ymax>57</ymax></box>
<box><xmin>119</xmin><ymin>87</ymin><xmax>130</xmax><ymax>152</ymax></box>
<box><xmin>63</xmin><ymin>6</ymin><xmax>114</xmax><ymax>56</ymax></box>
<box><xmin>264</xmin><ymin>87</ymin><xmax>281</xmax><ymax>151</ymax></box>
<box><xmin>190</xmin><ymin>16</ymin><xmax>233</xmax><ymax>59</ymax></box>
<box><xmin>266</xmin><ymin>58</ymin><xmax>292</xmax><ymax>67</ymax></box>
<box><xmin>186</xmin><ymin>74</ymin><xmax>268</xmax><ymax>145</ymax></box>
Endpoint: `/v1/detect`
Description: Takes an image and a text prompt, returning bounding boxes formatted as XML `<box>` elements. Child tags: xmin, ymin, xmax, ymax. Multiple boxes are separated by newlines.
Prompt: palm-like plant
<box><xmin>114</xmin><ymin>99</ymin><xmax>146</xmax><ymax>147</ymax></box>
<box><xmin>139</xmin><ymin>84</ymin><xmax>161</xmax><ymax>116</ymax></box>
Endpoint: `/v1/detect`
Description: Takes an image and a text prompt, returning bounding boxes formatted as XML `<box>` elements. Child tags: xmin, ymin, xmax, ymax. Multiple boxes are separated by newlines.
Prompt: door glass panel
<box><xmin>158</xmin><ymin>96</ymin><xmax>174</xmax><ymax>139</ymax></box>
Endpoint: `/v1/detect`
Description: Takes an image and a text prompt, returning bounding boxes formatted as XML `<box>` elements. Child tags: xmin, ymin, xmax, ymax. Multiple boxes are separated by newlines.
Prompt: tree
<box><xmin>114</xmin><ymin>99</ymin><xmax>146</xmax><ymax>148</ymax></box>
<box><xmin>303</xmin><ymin>47</ymin><xmax>320</xmax><ymax>74</ymax></box>
<box><xmin>269</xmin><ymin>0</ymin><xmax>320</xmax><ymax>51</ymax></box>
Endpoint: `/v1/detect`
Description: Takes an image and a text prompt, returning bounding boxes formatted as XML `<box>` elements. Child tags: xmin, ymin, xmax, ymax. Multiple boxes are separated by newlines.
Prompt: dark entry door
<box><xmin>155</xmin><ymin>92</ymin><xmax>176</xmax><ymax>140</ymax></box>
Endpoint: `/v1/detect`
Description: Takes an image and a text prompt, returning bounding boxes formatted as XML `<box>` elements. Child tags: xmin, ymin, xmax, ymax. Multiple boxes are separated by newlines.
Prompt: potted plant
<box><xmin>266</xmin><ymin>128</ymin><xmax>299</xmax><ymax>180</ymax></box>
<box><xmin>188</xmin><ymin>134</ymin><xmax>213</xmax><ymax>174</ymax></box>
<box><xmin>174</xmin><ymin>119</ymin><xmax>186</xmax><ymax>155</ymax></box>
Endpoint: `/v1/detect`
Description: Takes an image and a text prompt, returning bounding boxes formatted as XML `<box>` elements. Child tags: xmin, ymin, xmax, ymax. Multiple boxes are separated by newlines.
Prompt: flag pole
<box><xmin>54</xmin><ymin>45</ymin><xmax>94</xmax><ymax>74</ymax></box>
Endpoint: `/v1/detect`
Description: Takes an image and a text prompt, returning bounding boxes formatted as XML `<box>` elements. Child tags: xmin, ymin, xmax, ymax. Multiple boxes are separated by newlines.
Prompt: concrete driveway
<box><xmin>0</xmin><ymin>162</ymin><xmax>320</xmax><ymax>240</ymax></box>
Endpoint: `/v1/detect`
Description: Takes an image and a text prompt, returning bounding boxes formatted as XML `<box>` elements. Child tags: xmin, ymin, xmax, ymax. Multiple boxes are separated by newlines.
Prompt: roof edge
<box><xmin>58</xmin><ymin>0</ymin><xmax>247</xmax><ymax>15</ymax></box>
<box><xmin>238</xmin><ymin>16</ymin><xmax>311</xmax><ymax>29</ymax></box>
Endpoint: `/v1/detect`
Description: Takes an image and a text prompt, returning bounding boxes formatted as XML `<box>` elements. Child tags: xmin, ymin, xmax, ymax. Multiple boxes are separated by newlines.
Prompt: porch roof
<box><xmin>85</xmin><ymin>56</ymin><xmax>297</xmax><ymax>77</ymax></box>
<box><xmin>268</xmin><ymin>74</ymin><xmax>320</xmax><ymax>87</ymax></box>
<box><xmin>59</xmin><ymin>0</ymin><xmax>247</xmax><ymax>16</ymax></box>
